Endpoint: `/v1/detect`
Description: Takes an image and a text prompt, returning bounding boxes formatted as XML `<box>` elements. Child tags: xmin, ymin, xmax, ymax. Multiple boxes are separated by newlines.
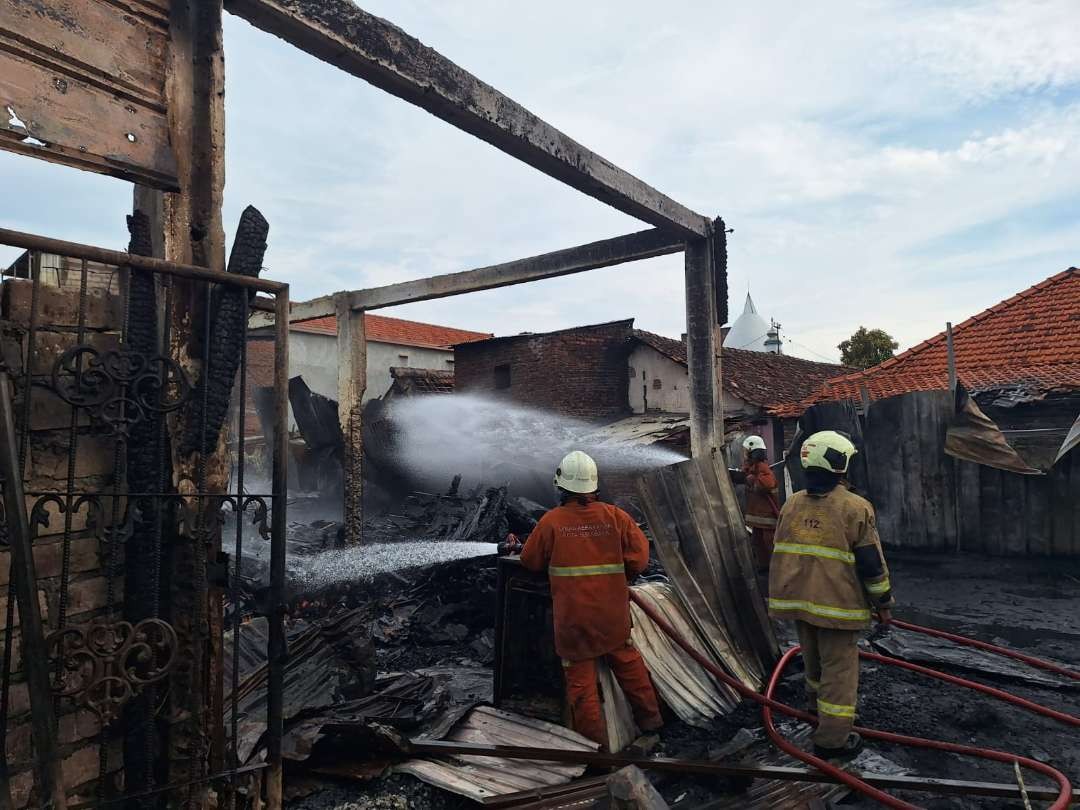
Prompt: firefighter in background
<box><xmin>741</xmin><ymin>435</ymin><xmax>779</xmax><ymax>572</ymax></box>
<box><xmin>768</xmin><ymin>430</ymin><xmax>894</xmax><ymax>760</ymax></box>
<box><xmin>514</xmin><ymin>450</ymin><xmax>663</xmax><ymax>749</ymax></box>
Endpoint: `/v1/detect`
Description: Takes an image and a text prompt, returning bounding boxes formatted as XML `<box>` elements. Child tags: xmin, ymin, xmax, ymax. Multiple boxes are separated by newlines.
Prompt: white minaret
<box><xmin>764</xmin><ymin>319</ymin><xmax>783</xmax><ymax>354</ymax></box>
<box><xmin>722</xmin><ymin>293</ymin><xmax>773</xmax><ymax>352</ymax></box>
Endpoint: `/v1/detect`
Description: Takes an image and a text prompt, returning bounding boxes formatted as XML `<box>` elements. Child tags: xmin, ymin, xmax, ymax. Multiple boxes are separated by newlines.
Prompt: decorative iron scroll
<box><xmin>46</xmin><ymin>618</ymin><xmax>178</xmax><ymax>724</ymax></box>
<box><xmin>51</xmin><ymin>346</ymin><xmax>192</xmax><ymax>437</ymax></box>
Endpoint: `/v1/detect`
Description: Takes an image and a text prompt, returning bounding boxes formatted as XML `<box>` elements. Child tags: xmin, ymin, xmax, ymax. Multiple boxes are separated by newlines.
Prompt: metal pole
<box><xmin>0</xmin><ymin>228</ymin><xmax>285</xmax><ymax>294</ymax></box>
<box><xmin>946</xmin><ymin>322</ymin><xmax>957</xmax><ymax>393</ymax></box>
<box><xmin>0</xmin><ymin>371</ymin><xmax>68</xmax><ymax>810</ymax></box>
<box><xmin>264</xmin><ymin>288</ymin><xmax>290</xmax><ymax>810</ymax></box>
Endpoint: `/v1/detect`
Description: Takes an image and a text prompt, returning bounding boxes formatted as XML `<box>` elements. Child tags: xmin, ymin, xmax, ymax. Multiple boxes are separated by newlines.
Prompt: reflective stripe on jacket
<box><xmin>767</xmin><ymin>485</ymin><xmax>892</xmax><ymax>630</ymax></box>
<box><xmin>520</xmin><ymin>500</ymin><xmax>649</xmax><ymax>661</ymax></box>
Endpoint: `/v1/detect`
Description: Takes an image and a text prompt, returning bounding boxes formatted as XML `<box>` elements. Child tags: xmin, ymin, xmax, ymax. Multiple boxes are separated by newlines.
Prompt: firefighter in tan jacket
<box><xmin>768</xmin><ymin>430</ymin><xmax>894</xmax><ymax>760</ymax></box>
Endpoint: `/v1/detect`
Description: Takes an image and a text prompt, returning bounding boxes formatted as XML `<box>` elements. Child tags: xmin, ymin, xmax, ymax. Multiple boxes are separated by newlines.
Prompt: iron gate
<box><xmin>0</xmin><ymin>224</ymin><xmax>289</xmax><ymax>809</ymax></box>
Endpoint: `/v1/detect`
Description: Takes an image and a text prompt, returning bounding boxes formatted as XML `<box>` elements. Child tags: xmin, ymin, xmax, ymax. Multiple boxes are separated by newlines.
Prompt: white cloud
<box><xmin>2</xmin><ymin>0</ymin><xmax>1078</xmax><ymax>367</ymax></box>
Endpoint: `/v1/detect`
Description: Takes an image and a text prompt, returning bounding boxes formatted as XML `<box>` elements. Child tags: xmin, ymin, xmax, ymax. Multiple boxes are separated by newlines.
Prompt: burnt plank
<box><xmin>955</xmin><ymin>460</ymin><xmax>981</xmax><ymax>553</ymax></box>
<box><xmin>0</xmin><ymin>0</ymin><xmax>168</xmax><ymax>108</ymax></box>
<box><xmin>978</xmin><ymin>467</ymin><xmax>1004</xmax><ymax>556</ymax></box>
<box><xmin>1024</xmin><ymin>473</ymin><xmax>1051</xmax><ymax>556</ymax></box>
<box><xmin>1000</xmin><ymin>470</ymin><xmax>1027</xmax><ymax>556</ymax></box>
<box><xmin>0</xmin><ymin>50</ymin><xmax>176</xmax><ymax>188</ymax></box>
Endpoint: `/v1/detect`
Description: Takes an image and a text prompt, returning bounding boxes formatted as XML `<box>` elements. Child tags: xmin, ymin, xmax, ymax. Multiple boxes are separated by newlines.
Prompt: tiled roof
<box><xmin>631</xmin><ymin>329</ymin><xmax>852</xmax><ymax>410</ymax></box>
<box><xmin>290</xmin><ymin>312</ymin><xmax>491</xmax><ymax>349</ymax></box>
<box><xmin>774</xmin><ymin>267</ymin><xmax>1080</xmax><ymax>417</ymax></box>
<box><xmin>389</xmin><ymin>366</ymin><xmax>455</xmax><ymax>394</ymax></box>
<box><xmin>632</xmin><ymin>329</ymin><xmax>686</xmax><ymax>364</ymax></box>
<box><xmin>723</xmin><ymin>347</ymin><xmax>855</xmax><ymax>409</ymax></box>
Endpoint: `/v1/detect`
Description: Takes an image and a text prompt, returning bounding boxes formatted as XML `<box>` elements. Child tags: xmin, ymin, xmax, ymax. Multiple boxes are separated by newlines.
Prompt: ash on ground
<box><xmin>251</xmin><ymin>490</ymin><xmax>1080</xmax><ymax>810</ymax></box>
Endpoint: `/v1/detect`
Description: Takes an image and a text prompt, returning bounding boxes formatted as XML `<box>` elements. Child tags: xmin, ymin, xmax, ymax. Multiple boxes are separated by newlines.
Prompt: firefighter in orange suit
<box><xmin>768</xmin><ymin>430</ymin><xmax>894</xmax><ymax>760</ymax></box>
<box><xmin>741</xmin><ymin>435</ymin><xmax>779</xmax><ymax>572</ymax></box>
<box><xmin>517</xmin><ymin>450</ymin><xmax>663</xmax><ymax>749</ymax></box>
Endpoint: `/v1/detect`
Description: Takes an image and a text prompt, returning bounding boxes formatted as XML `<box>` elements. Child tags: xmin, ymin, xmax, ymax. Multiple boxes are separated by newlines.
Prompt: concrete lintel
<box><xmin>224</xmin><ymin>0</ymin><xmax>710</xmax><ymax>238</ymax></box>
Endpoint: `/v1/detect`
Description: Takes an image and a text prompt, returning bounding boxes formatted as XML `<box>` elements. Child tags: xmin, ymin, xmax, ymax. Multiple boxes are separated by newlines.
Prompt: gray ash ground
<box><xmin>285</xmin><ymin>546</ymin><xmax>1080</xmax><ymax>809</ymax></box>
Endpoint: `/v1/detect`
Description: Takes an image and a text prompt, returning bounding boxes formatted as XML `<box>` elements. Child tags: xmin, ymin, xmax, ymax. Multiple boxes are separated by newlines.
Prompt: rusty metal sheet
<box><xmin>396</xmin><ymin>706</ymin><xmax>598</xmax><ymax>803</ymax></box>
<box><xmin>0</xmin><ymin>0</ymin><xmax>177</xmax><ymax>188</ymax></box>
<box><xmin>637</xmin><ymin>456</ymin><xmax>780</xmax><ymax>692</ymax></box>
<box><xmin>629</xmin><ymin>582</ymin><xmax>738</xmax><ymax>726</ymax></box>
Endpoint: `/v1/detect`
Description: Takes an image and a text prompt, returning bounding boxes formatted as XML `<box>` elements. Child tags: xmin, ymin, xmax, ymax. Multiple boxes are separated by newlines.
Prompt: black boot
<box><xmin>813</xmin><ymin>732</ymin><xmax>864</xmax><ymax>761</ymax></box>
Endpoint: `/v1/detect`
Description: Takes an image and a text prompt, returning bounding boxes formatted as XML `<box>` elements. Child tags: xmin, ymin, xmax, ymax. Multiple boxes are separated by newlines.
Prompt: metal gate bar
<box><xmin>0</xmin><ymin>369</ymin><xmax>68</xmax><ymax>810</ymax></box>
<box><xmin>0</xmin><ymin>226</ymin><xmax>289</xmax><ymax>809</ymax></box>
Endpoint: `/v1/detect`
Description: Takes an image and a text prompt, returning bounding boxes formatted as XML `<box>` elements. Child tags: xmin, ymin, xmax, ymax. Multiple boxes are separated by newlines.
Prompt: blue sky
<box><xmin>2</xmin><ymin>0</ymin><xmax>1078</xmax><ymax>363</ymax></box>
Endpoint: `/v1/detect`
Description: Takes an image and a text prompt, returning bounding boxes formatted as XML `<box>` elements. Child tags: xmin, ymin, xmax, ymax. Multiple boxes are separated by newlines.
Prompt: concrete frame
<box><xmin>226</xmin><ymin>0</ymin><xmax>726</xmax><ymax>541</ymax></box>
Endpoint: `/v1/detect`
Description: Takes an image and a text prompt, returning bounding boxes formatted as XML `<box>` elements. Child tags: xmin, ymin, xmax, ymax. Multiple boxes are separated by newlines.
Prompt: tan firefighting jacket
<box><xmin>767</xmin><ymin>484</ymin><xmax>893</xmax><ymax>630</ymax></box>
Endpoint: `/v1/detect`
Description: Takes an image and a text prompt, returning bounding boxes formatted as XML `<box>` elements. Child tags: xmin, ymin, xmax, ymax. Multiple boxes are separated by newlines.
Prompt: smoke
<box><xmin>386</xmin><ymin>394</ymin><xmax>684</xmax><ymax>499</ymax></box>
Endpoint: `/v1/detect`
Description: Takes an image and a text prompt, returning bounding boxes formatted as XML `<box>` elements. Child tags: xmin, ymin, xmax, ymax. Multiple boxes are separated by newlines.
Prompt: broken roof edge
<box><xmin>818</xmin><ymin>266</ymin><xmax>1080</xmax><ymax>391</ymax></box>
<box><xmin>452</xmin><ymin>318</ymin><xmax>636</xmax><ymax>349</ymax></box>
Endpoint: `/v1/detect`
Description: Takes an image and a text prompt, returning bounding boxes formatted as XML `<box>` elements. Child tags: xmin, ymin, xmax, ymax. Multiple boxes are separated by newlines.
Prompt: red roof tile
<box><xmin>631</xmin><ymin>329</ymin><xmax>853</xmax><ymax>410</ymax></box>
<box><xmin>290</xmin><ymin>312</ymin><xmax>491</xmax><ymax>349</ymax></box>
<box><xmin>777</xmin><ymin>267</ymin><xmax>1080</xmax><ymax>416</ymax></box>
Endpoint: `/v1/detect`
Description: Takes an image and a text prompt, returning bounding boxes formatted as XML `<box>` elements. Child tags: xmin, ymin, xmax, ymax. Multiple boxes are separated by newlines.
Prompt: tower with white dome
<box><xmin>722</xmin><ymin>293</ymin><xmax>782</xmax><ymax>354</ymax></box>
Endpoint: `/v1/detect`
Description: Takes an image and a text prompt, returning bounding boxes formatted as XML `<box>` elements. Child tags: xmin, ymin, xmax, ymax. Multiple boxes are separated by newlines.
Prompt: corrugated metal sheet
<box><xmin>396</xmin><ymin>706</ymin><xmax>599</xmax><ymax>803</ymax></box>
<box><xmin>630</xmin><ymin>582</ymin><xmax>738</xmax><ymax>726</ymax></box>
<box><xmin>637</xmin><ymin>456</ymin><xmax>780</xmax><ymax>691</ymax></box>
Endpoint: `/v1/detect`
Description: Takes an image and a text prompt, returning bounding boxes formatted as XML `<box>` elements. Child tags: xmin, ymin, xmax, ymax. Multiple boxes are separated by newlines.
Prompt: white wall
<box><xmin>628</xmin><ymin>345</ymin><xmax>691</xmax><ymax>413</ymax></box>
<box><xmin>628</xmin><ymin>345</ymin><xmax>754</xmax><ymax>416</ymax></box>
<box><xmin>288</xmin><ymin>332</ymin><xmax>455</xmax><ymax>428</ymax></box>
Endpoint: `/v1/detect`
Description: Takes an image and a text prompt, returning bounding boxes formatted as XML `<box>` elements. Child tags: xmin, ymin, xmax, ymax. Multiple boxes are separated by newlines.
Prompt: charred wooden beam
<box><xmin>223</xmin><ymin>0</ymin><xmax>709</xmax><ymax>238</ymax></box>
<box><xmin>285</xmin><ymin>228</ymin><xmax>684</xmax><ymax>323</ymax></box>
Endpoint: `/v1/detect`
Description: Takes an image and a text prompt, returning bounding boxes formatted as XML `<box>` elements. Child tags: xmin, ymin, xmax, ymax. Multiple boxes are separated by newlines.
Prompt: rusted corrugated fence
<box><xmin>799</xmin><ymin>392</ymin><xmax>1080</xmax><ymax>556</ymax></box>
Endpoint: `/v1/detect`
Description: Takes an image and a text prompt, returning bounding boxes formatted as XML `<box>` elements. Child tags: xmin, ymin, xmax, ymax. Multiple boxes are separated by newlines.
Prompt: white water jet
<box><xmin>387</xmin><ymin>394</ymin><xmax>685</xmax><ymax>498</ymax></box>
<box><xmin>290</xmin><ymin>541</ymin><xmax>493</xmax><ymax>590</ymax></box>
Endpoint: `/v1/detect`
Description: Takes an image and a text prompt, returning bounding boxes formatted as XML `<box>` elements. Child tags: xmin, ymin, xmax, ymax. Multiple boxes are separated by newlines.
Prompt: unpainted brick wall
<box><xmin>454</xmin><ymin>320</ymin><xmax>634</xmax><ymax>420</ymax></box>
<box><xmin>1</xmin><ymin>276</ymin><xmax>124</xmax><ymax>806</ymax></box>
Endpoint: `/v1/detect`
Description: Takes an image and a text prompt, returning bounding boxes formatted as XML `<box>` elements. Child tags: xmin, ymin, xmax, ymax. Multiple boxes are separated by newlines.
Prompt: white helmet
<box><xmin>800</xmin><ymin>430</ymin><xmax>857</xmax><ymax>474</ymax></box>
<box><xmin>743</xmin><ymin>435</ymin><xmax>767</xmax><ymax>452</ymax></box>
<box><xmin>554</xmin><ymin>450</ymin><xmax>599</xmax><ymax>494</ymax></box>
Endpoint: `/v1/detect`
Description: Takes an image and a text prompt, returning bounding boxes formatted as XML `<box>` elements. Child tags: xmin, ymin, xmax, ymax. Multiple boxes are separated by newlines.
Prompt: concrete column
<box><xmin>336</xmin><ymin>295</ymin><xmax>366</xmax><ymax>543</ymax></box>
<box><xmin>684</xmin><ymin>227</ymin><xmax>723</xmax><ymax>458</ymax></box>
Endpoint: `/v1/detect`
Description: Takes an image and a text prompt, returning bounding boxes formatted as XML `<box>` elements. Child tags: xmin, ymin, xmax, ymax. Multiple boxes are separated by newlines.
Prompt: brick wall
<box><xmin>1</xmin><ymin>277</ymin><xmax>124</xmax><ymax>806</ymax></box>
<box><xmin>454</xmin><ymin>320</ymin><xmax>634</xmax><ymax>420</ymax></box>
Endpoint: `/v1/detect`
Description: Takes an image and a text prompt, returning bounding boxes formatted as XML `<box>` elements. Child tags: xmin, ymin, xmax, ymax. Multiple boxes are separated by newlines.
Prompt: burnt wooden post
<box><xmin>148</xmin><ymin>0</ymin><xmax>228</xmax><ymax>805</ymax></box>
<box><xmin>0</xmin><ymin>372</ymin><xmax>67</xmax><ymax>810</ymax></box>
<box><xmin>684</xmin><ymin>226</ymin><xmax>723</xmax><ymax>458</ymax></box>
<box><xmin>335</xmin><ymin>294</ymin><xmax>367</xmax><ymax>544</ymax></box>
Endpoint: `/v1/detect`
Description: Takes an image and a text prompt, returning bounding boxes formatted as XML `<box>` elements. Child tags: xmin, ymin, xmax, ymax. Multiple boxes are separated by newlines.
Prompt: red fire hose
<box><xmin>628</xmin><ymin>591</ymin><xmax>1076</xmax><ymax>809</ymax></box>
<box><xmin>890</xmin><ymin>618</ymin><xmax>1080</xmax><ymax>682</ymax></box>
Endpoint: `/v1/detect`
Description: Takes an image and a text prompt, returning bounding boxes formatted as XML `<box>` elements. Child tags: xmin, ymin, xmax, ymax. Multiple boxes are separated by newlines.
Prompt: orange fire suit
<box><xmin>743</xmin><ymin>459</ymin><xmax>779</xmax><ymax>571</ymax></box>
<box><xmin>520</xmin><ymin>500</ymin><xmax>662</xmax><ymax>748</ymax></box>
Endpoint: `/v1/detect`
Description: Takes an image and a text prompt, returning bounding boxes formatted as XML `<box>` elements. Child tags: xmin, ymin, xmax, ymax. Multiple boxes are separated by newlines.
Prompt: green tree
<box><xmin>838</xmin><ymin>326</ymin><xmax>898</xmax><ymax>369</ymax></box>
